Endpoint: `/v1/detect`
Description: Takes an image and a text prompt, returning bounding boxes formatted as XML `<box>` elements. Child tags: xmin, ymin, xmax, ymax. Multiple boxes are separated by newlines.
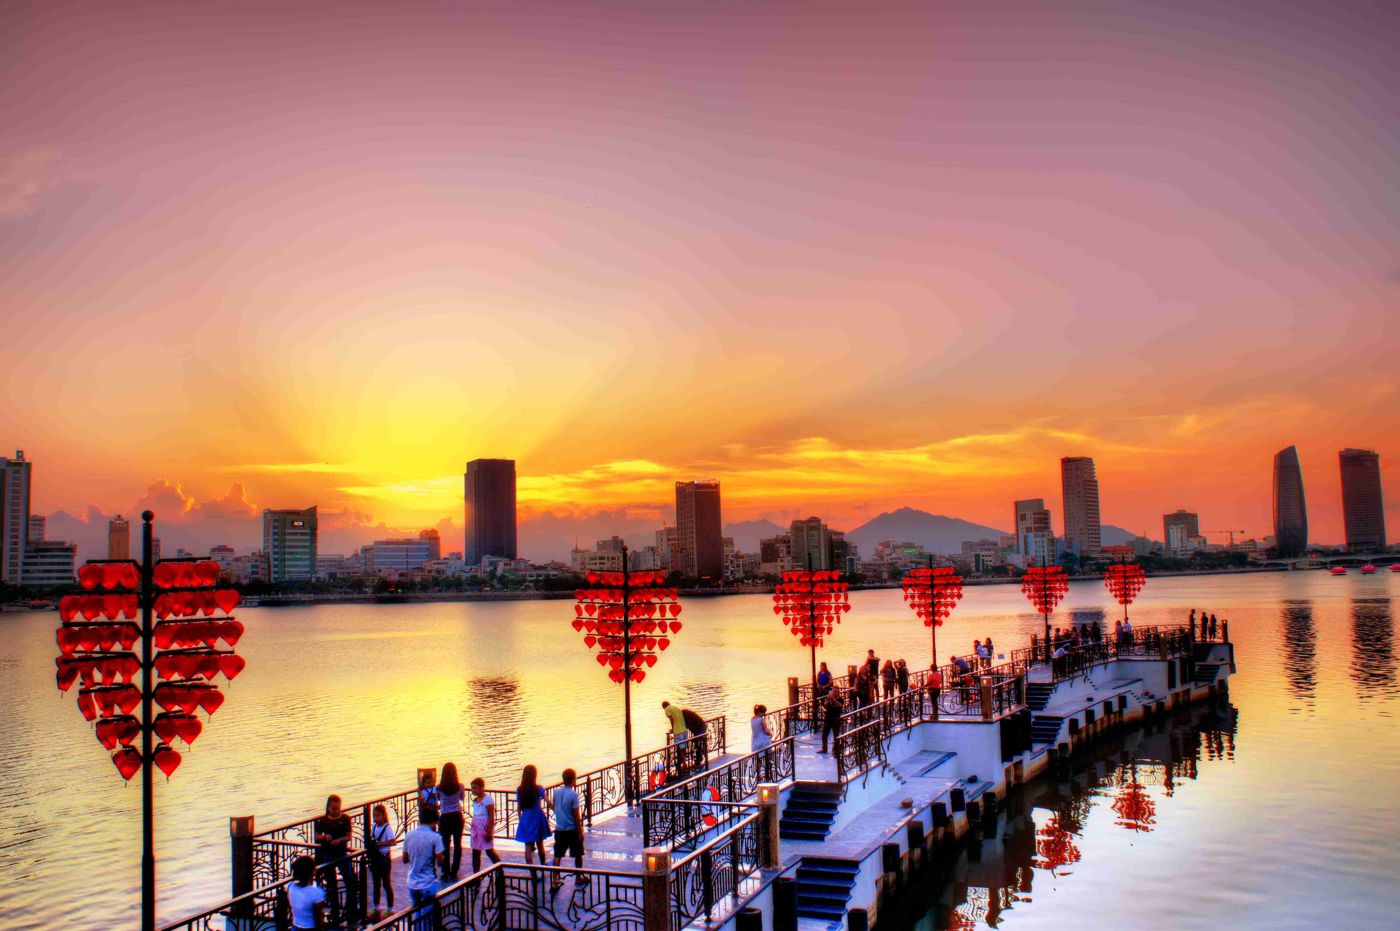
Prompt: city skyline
<box><xmin>3</xmin><ymin>2</ymin><xmax>1397</xmax><ymax>558</ymax></box>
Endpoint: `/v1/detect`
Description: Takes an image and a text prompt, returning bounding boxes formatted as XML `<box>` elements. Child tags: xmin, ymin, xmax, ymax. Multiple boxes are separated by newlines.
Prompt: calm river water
<box><xmin>1</xmin><ymin>571</ymin><xmax>1397</xmax><ymax>929</ymax></box>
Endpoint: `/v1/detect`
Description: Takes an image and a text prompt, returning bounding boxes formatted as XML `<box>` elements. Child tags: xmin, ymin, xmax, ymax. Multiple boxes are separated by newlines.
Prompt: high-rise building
<box><xmin>464</xmin><ymin>459</ymin><xmax>517</xmax><ymax>566</ymax></box>
<box><xmin>22</xmin><ymin>540</ymin><xmax>75</xmax><ymax>587</ymax></box>
<box><xmin>1272</xmin><ymin>446</ymin><xmax>1308</xmax><ymax>556</ymax></box>
<box><xmin>1339</xmin><ymin>449</ymin><xmax>1386</xmax><ymax>553</ymax></box>
<box><xmin>108</xmin><ymin>515</ymin><xmax>131</xmax><ymax>560</ymax></box>
<box><xmin>1013</xmin><ymin>498</ymin><xmax>1054</xmax><ymax>561</ymax></box>
<box><xmin>759</xmin><ymin>534</ymin><xmax>793</xmax><ymax>576</ymax></box>
<box><xmin>1060</xmin><ymin>457</ymin><xmax>1102</xmax><ymax>556</ymax></box>
<box><xmin>360</xmin><ymin>538</ymin><xmax>432</xmax><ymax>574</ymax></box>
<box><xmin>675</xmin><ymin>481</ymin><xmax>723</xmax><ymax>579</ymax></box>
<box><xmin>419</xmin><ymin>528</ymin><xmax>442</xmax><ymax>562</ymax></box>
<box><xmin>655</xmin><ymin>526</ymin><xmax>680</xmax><ymax>573</ymax></box>
<box><xmin>789</xmin><ymin>516</ymin><xmax>832</xmax><ymax>571</ymax></box>
<box><xmin>263</xmin><ymin>507</ymin><xmax>318</xmax><ymax>582</ymax></box>
<box><xmin>1163</xmin><ymin>510</ymin><xmax>1200</xmax><ymax>552</ymax></box>
<box><xmin>28</xmin><ymin>514</ymin><xmax>45</xmax><ymax>543</ymax></box>
<box><xmin>1</xmin><ymin>451</ymin><xmax>33</xmax><ymax>585</ymax></box>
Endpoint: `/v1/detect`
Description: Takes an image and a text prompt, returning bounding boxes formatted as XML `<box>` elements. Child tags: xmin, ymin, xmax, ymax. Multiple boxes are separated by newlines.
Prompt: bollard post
<box><xmin>230</xmin><ymin>816</ymin><xmax>255</xmax><ymax>912</ymax></box>
<box><xmin>736</xmin><ymin>906</ymin><xmax>764</xmax><ymax>931</ymax></box>
<box><xmin>907</xmin><ymin>819</ymin><xmax>926</xmax><ymax>863</ymax></box>
<box><xmin>787</xmin><ymin>676</ymin><xmax>800</xmax><ymax>709</ymax></box>
<box><xmin>642</xmin><ymin>848</ymin><xmax>671</xmax><ymax>931</ymax></box>
<box><xmin>932</xmin><ymin>801</ymin><xmax>948</xmax><ymax>829</ymax></box>
<box><xmin>774</xmin><ymin>875</ymin><xmax>798</xmax><ymax>931</ymax></box>
<box><xmin>757</xmin><ymin>784</ymin><xmax>782</xmax><ymax>870</ymax></box>
<box><xmin>848</xmin><ymin>907</ymin><xmax>870</xmax><ymax>931</ymax></box>
<box><xmin>949</xmin><ymin>787</ymin><xmax>966</xmax><ymax>813</ymax></box>
<box><xmin>980</xmin><ymin>683</ymin><xmax>994</xmax><ymax>721</ymax></box>
<box><xmin>882</xmin><ymin>841</ymin><xmax>901</xmax><ymax>887</ymax></box>
<box><xmin>1222</xmin><ymin>621</ymin><xmax>1230</xmax><ymax>643</ymax></box>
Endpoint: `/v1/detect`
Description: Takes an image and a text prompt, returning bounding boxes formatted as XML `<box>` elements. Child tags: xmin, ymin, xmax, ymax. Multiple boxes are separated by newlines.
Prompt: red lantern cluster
<box><xmin>54</xmin><ymin>558</ymin><xmax>243</xmax><ymax>782</ymax></box>
<box><xmin>572</xmin><ymin>570</ymin><xmax>682</xmax><ymax>685</ymax></box>
<box><xmin>1111</xmin><ymin>781</ymin><xmax>1157</xmax><ymax>833</ymax></box>
<box><xmin>900</xmin><ymin>566</ymin><xmax>964</xmax><ymax>628</ymax></box>
<box><xmin>1021</xmin><ymin>565</ymin><xmax>1070</xmax><ymax>614</ymax></box>
<box><xmin>152</xmin><ymin>560</ymin><xmax>222</xmax><ymax>588</ymax></box>
<box><xmin>1103</xmin><ymin>562</ymin><xmax>1147</xmax><ymax>607</ymax></box>
<box><xmin>772</xmin><ymin>569</ymin><xmax>850</xmax><ymax>647</ymax></box>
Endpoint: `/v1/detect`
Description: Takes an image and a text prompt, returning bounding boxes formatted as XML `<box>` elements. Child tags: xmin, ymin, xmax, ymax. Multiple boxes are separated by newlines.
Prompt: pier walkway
<box><xmin>161</xmin><ymin>623</ymin><xmax>1234</xmax><ymax>931</ymax></box>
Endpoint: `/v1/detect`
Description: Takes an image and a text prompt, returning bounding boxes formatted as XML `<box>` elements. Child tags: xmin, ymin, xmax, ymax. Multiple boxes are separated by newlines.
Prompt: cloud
<box><xmin>223</xmin><ymin>463</ymin><xmax>365</xmax><ymax>474</ymax></box>
<box><xmin>0</xmin><ymin>148</ymin><xmax>60</xmax><ymax>218</ymax></box>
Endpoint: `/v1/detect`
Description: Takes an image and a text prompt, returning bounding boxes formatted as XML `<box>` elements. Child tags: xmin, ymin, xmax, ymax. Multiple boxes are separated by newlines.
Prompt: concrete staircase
<box><xmin>780</xmin><ymin>783</ymin><xmax>842</xmax><ymax>841</ymax></box>
<box><xmin>1026</xmin><ymin>682</ymin><xmax>1056</xmax><ymax>711</ymax></box>
<box><xmin>794</xmin><ymin>856</ymin><xmax>860</xmax><ymax>924</ymax></box>
<box><xmin>1030</xmin><ymin>715</ymin><xmax>1064</xmax><ymax>746</ymax></box>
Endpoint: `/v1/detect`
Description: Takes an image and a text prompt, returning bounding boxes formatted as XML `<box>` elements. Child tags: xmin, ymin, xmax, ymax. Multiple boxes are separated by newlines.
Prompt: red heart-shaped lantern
<box><xmin>112</xmin><ymin>747</ymin><xmax>142</xmax><ymax>781</ymax></box>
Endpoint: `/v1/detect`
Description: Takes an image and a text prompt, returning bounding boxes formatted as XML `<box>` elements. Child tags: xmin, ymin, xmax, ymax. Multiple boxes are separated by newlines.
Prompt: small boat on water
<box><xmin>1360</xmin><ymin>565</ymin><xmax>1378</xmax><ymax>574</ymax></box>
<box><xmin>1329</xmin><ymin>566</ymin><xmax>1347</xmax><ymax>575</ymax></box>
<box><xmin>1392</xmin><ymin>563</ymin><xmax>1400</xmax><ymax>573</ymax></box>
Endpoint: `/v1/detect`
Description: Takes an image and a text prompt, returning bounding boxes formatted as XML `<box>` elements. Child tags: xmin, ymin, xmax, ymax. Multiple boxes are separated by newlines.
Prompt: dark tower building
<box><xmin>1339</xmin><ymin>449</ymin><xmax>1386</xmax><ymax>553</ymax></box>
<box><xmin>1272</xmin><ymin>445</ymin><xmax>1308</xmax><ymax>556</ymax></box>
<box><xmin>464</xmin><ymin>459</ymin><xmax>517</xmax><ymax>565</ymax></box>
<box><xmin>675</xmin><ymin>480</ymin><xmax>723</xmax><ymax>579</ymax></box>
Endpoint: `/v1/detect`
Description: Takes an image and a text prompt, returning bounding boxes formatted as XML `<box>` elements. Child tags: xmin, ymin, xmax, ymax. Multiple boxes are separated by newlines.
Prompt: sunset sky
<box><xmin>2</xmin><ymin>0</ymin><xmax>1396</xmax><ymax>560</ymax></box>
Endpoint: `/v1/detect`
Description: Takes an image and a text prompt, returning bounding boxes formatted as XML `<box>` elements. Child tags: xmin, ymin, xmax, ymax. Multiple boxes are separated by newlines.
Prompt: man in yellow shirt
<box><xmin>662</xmin><ymin>700</ymin><xmax>690</xmax><ymax>773</ymax></box>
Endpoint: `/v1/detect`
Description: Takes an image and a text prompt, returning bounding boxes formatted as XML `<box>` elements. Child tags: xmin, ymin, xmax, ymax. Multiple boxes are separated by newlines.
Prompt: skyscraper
<box><xmin>1060</xmin><ymin>457</ymin><xmax>1102</xmax><ymax>556</ymax></box>
<box><xmin>789</xmin><ymin>516</ymin><xmax>832</xmax><ymax>571</ymax></box>
<box><xmin>263</xmin><ymin>507</ymin><xmax>318</xmax><ymax>582</ymax></box>
<box><xmin>1163</xmin><ymin>510</ymin><xmax>1201</xmax><ymax>554</ymax></box>
<box><xmin>1272</xmin><ymin>446</ymin><xmax>1308</xmax><ymax>556</ymax></box>
<box><xmin>1</xmin><ymin>450</ymin><xmax>32</xmax><ymax>585</ymax></box>
<box><xmin>28</xmin><ymin>514</ymin><xmax>45</xmax><ymax>543</ymax></box>
<box><xmin>464</xmin><ymin>459</ymin><xmax>517</xmax><ymax>565</ymax></box>
<box><xmin>1339</xmin><ymin>449</ymin><xmax>1386</xmax><ymax>553</ymax></box>
<box><xmin>675</xmin><ymin>480</ymin><xmax>723</xmax><ymax>579</ymax></box>
<box><xmin>108</xmin><ymin>515</ymin><xmax>131</xmax><ymax>560</ymax></box>
<box><xmin>1013</xmin><ymin>498</ymin><xmax>1054</xmax><ymax>562</ymax></box>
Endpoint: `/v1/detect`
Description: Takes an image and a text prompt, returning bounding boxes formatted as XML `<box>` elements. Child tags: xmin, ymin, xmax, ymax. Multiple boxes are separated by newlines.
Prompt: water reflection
<box><xmin>919</xmin><ymin>702</ymin><xmax>1239</xmax><ymax>929</ymax></box>
<box><xmin>1280</xmin><ymin>600</ymin><xmax>1316</xmax><ymax>712</ymax></box>
<box><xmin>465</xmin><ymin>676</ymin><xmax>522</xmax><ymax>780</ymax></box>
<box><xmin>1350</xmin><ymin>599</ymin><xmax>1396</xmax><ymax>701</ymax></box>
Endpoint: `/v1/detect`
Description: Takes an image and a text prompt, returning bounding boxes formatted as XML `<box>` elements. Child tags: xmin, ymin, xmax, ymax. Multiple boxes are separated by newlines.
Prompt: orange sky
<box><xmin>2</xmin><ymin>1</ymin><xmax>1396</xmax><ymax>555</ymax></box>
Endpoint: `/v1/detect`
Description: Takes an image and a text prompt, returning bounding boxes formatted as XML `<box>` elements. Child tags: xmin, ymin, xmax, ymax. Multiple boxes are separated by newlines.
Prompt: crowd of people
<box><xmin>285</xmin><ymin>759</ymin><xmax>593</xmax><ymax>929</ymax></box>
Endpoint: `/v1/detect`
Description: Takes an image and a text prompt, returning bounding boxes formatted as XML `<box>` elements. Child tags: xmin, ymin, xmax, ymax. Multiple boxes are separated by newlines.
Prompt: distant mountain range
<box><xmin>722</xmin><ymin>512</ymin><xmax>1145</xmax><ymax>557</ymax></box>
<box><xmin>1101</xmin><ymin>525</ymin><xmax>1139</xmax><ymax>546</ymax></box>
<box><xmin>722</xmin><ymin>519</ymin><xmax>789</xmax><ymax>552</ymax></box>
<box><xmin>844</xmin><ymin>508</ymin><xmax>1009</xmax><ymax>556</ymax></box>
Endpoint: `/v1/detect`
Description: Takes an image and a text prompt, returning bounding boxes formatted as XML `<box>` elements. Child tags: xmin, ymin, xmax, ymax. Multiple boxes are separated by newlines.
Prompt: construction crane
<box><xmin>1208</xmin><ymin>529</ymin><xmax>1247</xmax><ymax>547</ymax></box>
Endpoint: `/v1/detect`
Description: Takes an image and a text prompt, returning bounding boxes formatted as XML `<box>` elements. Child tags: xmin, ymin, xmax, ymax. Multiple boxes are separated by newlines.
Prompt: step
<box><xmin>797</xmin><ymin>866</ymin><xmax>859</xmax><ymax>884</ymax></box>
<box><xmin>800</xmin><ymin>858</ymin><xmax>860</xmax><ymax>874</ymax></box>
<box><xmin>781</xmin><ymin>828</ymin><xmax>830</xmax><ymax>841</ymax></box>
<box><xmin>798</xmin><ymin>889</ymin><xmax>853</xmax><ymax>907</ymax></box>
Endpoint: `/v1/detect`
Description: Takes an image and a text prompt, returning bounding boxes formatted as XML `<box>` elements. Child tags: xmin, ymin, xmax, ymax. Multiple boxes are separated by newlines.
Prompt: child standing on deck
<box><xmin>469</xmin><ymin>778</ymin><xmax>502</xmax><ymax>873</ymax></box>
<box><xmin>369</xmin><ymin>804</ymin><xmax>397</xmax><ymax>920</ymax></box>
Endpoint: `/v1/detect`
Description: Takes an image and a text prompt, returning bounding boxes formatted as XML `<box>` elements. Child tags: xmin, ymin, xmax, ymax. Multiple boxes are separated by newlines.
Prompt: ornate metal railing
<box><xmin>833</xmin><ymin>714</ymin><xmax>888</xmax><ymax>785</ymax></box>
<box><xmin>250</xmin><ymin>717</ymin><xmax>727</xmax><ymax>885</ymax></box>
<box><xmin>365</xmin><ymin>862</ymin><xmax>647</xmax><ymax>931</ymax></box>
<box><xmin>160</xmin><ymin>850</ymin><xmax>369</xmax><ymax>931</ymax></box>
<box><xmin>670</xmin><ymin>810</ymin><xmax>765</xmax><ymax>930</ymax></box>
<box><xmin>642</xmin><ymin>737</ymin><xmax>794</xmax><ymax>849</ymax></box>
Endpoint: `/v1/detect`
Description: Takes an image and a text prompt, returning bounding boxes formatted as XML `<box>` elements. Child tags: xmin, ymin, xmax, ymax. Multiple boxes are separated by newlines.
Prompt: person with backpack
<box><xmin>681</xmin><ymin>707</ymin><xmax>708</xmax><ymax>769</ymax></box>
